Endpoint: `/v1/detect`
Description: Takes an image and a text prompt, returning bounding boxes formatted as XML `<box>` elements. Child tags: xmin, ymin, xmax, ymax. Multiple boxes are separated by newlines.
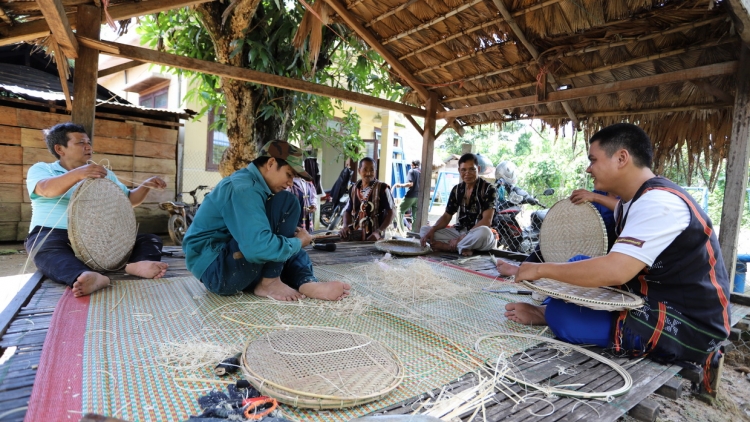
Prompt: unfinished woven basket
<box><xmin>375</xmin><ymin>239</ymin><xmax>432</xmax><ymax>256</ymax></box>
<box><xmin>241</xmin><ymin>327</ymin><xmax>403</xmax><ymax>409</ymax></box>
<box><xmin>68</xmin><ymin>178</ymin><xmax>136</xmax><ymax>272</ymax></box>
<box><xmin>539</xmin><ymin>199</ymin><xmax>608</xmax><ymax>263</ymax></box>
<box><xmin>521</xmin><ymin>278</ymin><xmax>644</xmax><ymax>311</ymax></box>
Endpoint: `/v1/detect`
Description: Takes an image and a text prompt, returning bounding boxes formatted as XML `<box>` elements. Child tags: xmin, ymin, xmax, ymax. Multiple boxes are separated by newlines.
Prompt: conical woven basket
<box><xmin>241</xmin><ymin>327</ymin><xmax>403</xmax><ymax>409</ymax></box>
<box><xmin>68</xmin><ymin>178</ymin><xmax>136</xmax><ymax>272</ymax></box>
<box><xmin>540</xmin><ymin>199</ymin><xmax>608</xmax><ymax>263</ymax></box>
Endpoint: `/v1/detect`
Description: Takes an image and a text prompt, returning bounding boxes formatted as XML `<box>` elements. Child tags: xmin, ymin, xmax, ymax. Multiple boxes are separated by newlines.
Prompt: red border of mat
<box><xmin>25</xmin><ymin>288</ymin><xmax>89</xmax><ymax>422</ymax></box>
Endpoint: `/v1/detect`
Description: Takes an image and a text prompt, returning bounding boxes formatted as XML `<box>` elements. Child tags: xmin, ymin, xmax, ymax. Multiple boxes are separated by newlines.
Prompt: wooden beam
<box><xmin>98</xmin><ymin>60</ymin><xmax>144</xmax><ymax>78</ymax></box>
<box><xmin>404</xmin><ymin>114</ymin><xmax>424</xmax><ymax>137</ymax></box>
<box><xmin>719</xmin><ymin>44</ymin><xmax>750</xmax><ymax>288</ymax></box>
<box><xmin>690</xmin><ymin>79</ymin><xmax>735</xmax><ymax>103</ymax></box>
<box><xmin>322</xmin><ymin>0</ymin><xmax>463</xmax><ymax>135</ymax></box>
<box><xmin>446</xmin><ymin>38</ymin><xmax>736</xmax><ymax>103</ymax></box>
<box><xmin>435</xmin><ymin>118</ymin><xmax>455</xmax><ymax>139</ymax></box>
<box><xmin>492</xmin><ymin>0</ymin><xmax>579</xmax><ymax>126</ymax></box>
<box><xmin>0</xmin><ymin>0</ymin><xmax>214</xmax><ymax>47</ymax></box>
<box><xmin>76</xmin><ymin>36</ymin><xmax>426</xmax><ymax>117</ymax></box>
<box><xmin>37</xmin><ymin>0</ymin><xmax>78</xmax><ymax>58</ymax></box>
<box><xmin>727</xmin><ymin>0</ymin><xmax>750</xmax><ymax>45</ymax></box>
<box><xmin>437</xmin><ymin>61</ymin><xmax>739</xmax><ymax>119</ymax></box>
<box><xmin>71</xmin><ymin>5</ymin><xmax>100</xmax><ymax>137</ymax></box>
<box><xmin>416</xmin><ymin>93</ymin><xmax>438</xmax><ymax>231</ymax></box>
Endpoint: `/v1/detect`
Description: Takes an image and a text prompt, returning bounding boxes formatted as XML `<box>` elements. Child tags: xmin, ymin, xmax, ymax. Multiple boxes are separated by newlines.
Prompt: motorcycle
<box><xmin>159</xmin><ymin>185</ymin><xmax>211</xmax><ymax>246</ymax></box>
<box><xmin>319</xmin><ymin>189</ymin><xmax>350</xmax><ymax>230</ymax></box>
<box><xmin>492</xmin><ymin>186</ymin><xmax>555</xmax><ymax>254</ymax></box>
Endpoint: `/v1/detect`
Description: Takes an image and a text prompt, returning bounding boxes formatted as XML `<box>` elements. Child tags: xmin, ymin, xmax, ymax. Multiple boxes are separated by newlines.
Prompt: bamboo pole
<box><xmin>366</xmin><ymin>0</ymin><xmax>420</xmax><ymax>27</ymax></box>
<box><xmin>381</xmin><ymin>0</ymin><xmax>485</xmax><ymax>45</ymax></box>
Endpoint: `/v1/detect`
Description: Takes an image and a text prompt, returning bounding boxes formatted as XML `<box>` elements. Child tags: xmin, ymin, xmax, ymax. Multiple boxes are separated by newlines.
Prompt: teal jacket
<box><xmin>183</xmin><ymin>163</ymin><xmax>302</xmax><ymax>280</ymax></box>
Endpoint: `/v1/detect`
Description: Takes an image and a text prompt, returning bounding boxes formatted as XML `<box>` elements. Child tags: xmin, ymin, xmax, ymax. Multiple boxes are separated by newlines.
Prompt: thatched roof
<box><xmin>327</xmin><ymin>0</ymin><xmax>740</xmax><ymax>183</ymax></box>
<box><xmin>0</xmin><ymin>0</ymin><xmax>743</xmax><ymax>183</ymax></box>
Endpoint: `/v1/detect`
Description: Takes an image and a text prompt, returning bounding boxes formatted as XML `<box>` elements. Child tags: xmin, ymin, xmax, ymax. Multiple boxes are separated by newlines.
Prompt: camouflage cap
<box><xmin>258</xmin><ymin>140</ymin><xmax>312</xmax><ymax>181</ymax></box>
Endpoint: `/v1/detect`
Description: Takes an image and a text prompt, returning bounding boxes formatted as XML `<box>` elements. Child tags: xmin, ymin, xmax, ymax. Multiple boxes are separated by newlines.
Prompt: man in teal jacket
<box><xmin>183</xmin><ymin>140</ymin><xmax>350</xmax><ymax>301</ymax></box>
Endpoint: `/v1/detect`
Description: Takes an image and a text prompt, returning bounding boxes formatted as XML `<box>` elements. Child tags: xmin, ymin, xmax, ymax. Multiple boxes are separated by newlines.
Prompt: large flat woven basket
<box><xmin>241</xmin><ymin>327</ymin><xmax>403</xmax><ymax>409</ymax></box>
<box><xmin>521</xmin><ymin>278</ymin><xmax>644</xmax><ymax>311</ymax></box>
<box><xmin>69</xmin><ymin>177</ymin><xmax>136</xmax><ymax>272</ymax></box>
<box><xmin>540</xmin><ymin>199</ymin><xmax>608</xmax><ymax>263</ymax></box>
<box><xmin>375</xmin><ymin>239</ymin><xmax>432</xmax><ymax>256</ymax></box>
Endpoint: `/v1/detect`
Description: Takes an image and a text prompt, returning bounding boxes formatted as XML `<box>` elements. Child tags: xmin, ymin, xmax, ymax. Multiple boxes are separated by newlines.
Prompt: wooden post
<box><xmin>71</xmin><ymin>5</ymin><xmax>100</xmax><ymax>138</ymax></box>
<box><xmin>415</xmin><ymin>93</ymin><xmax>438</xmax><ymax>231</ymax></box>
<box><xmin>719</xmin><ymin>43</ymin><xmax>750</xmax><ymax>289</ymax></box>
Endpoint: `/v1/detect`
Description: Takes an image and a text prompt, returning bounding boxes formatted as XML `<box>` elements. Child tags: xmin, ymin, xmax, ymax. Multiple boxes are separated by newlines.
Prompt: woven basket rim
<box><xmin>521</xmin><ymin>278</ymin><xmax>645</xmax><ymax>310</ymax></box>
<box><xmin>374</xmin><ymin>239</ymin><xmax>432</xmax><ymax>256</ymax></box>
<box><xmin>241</xmin><ymin>327</ymin><xmax>404</xmax><ymax>408</ymax></box>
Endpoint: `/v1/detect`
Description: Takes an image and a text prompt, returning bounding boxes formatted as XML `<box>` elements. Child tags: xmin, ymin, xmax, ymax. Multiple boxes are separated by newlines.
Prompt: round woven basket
<box><xmin>241</xmin><ymin>327</ymin><xmax>403</xmax><ymax>409</ymax></box>
<box><xmin>521</xmin><ymin>278</ymin><xmax>644</xmax><ymax>311</ymax></box>
<box><xmin>374</xmin><ymin>239</ymin><xmax>432</xmax><ymax>256</ymax></box>
<box><xmin>540</xmin><ymin>199</ymin><xmax>608</xmax><ymax>263</ymax></box>
<box><xmin>68</xmin><ymin>178</ymin><xmax>136</xmax><ymax>272</ymax></box>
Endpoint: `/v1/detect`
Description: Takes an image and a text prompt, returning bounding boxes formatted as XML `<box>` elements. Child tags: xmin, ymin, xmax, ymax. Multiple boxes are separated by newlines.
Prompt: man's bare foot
<box><xmin>72</xmin><ymin>271</ymin><xmax>110</xmax><ymax>297</ymax></box>
<box><xmin>504</xmin><ymin>303</ymin><xmax>547</xmax><ymax>325</ymax></box>
<box><xmin>125</xmin><ymin>261</ymin><xmax>169</xmax><ymax>279</ymax></box>
<box><xmin>254</xmin><ymin>277</ymin><xmax>305</xmax><ymax>301</ymax></box>
<box><xmin>299</xmin><ymin>281</ymin><xmax>351</xmax><ymax>301</ymax></box>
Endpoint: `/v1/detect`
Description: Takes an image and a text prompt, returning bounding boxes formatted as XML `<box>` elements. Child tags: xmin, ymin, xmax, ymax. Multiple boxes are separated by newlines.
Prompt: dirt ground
<box><xmin>1</xmin><ymin>243</ymin><xmax>749</xmax><ymax>421</ymax></box>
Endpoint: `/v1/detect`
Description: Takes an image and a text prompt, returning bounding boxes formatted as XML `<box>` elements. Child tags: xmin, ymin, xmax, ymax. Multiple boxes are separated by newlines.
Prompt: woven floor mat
<box><xmin>82</xmin><ymin>259</ymin><xmax>547</xmax><ymax>421</ymax></box>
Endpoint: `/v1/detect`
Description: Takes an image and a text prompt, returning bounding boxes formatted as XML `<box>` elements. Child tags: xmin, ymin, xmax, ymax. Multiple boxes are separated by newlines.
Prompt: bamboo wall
<box><xmin>0</xmin><ymin>104</ymin><xmax>178</xmax><ymax>241</ymax></box>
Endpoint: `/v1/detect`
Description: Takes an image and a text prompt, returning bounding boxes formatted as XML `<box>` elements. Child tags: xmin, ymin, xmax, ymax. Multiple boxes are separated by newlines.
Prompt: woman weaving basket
<box><xmin>504</xmin><ymin>123</ymin><xmax>731</xmax><ymax>380</ymax></box>
<box><xmin>25</xmin><ymin>123</ymin><xmax>169</xmax><ymax>297</ymax></box>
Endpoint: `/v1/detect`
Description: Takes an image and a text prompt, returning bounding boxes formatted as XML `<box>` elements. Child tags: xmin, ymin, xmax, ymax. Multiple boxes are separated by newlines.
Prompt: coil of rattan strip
<box><xmin>69</xmin><ymin>177</ymin><xmax>136</xmax><ymax>272</ymax></box>
<box><xmin>521</xmin><ymin>278</ymin><xmax>644</xmax><ymax>311</ymax></box>
<box><xmin>540</xmin><ymin>199</ymin><xmax>608</xmax><ymax>263</ymax></box>
<box><xmin>374</xmin><ymin>239</ymin><xmax>432</xmax><ymax>256</ymax></box>
<box><xmin>242</xmin><ymin>327</ymin><xmax>403</xmax><ymax>409</ymax></box>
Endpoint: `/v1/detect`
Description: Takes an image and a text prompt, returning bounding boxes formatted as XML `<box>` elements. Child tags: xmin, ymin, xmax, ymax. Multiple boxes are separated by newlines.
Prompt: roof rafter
<box><xmin>381</xmin><ymin>0</ymin><xmax>484</xmax><ymax>45</ymax></box>
<box><xmin>489</xmin><ymin>0</ymin><xmax>578</xmax><ymax>127</ymax></box>
<box><xmin>444</xmin><ymin>37</ymin><xmax>737</xmax><ymax>104</ymax></box>
<box><xmin>399</xmin><ymin>0</ymin><xmax>563</xmax><ymax>61</ymax></box>
<box><xmin>75</xmin><ymin>36</ymin><xmax>427</xmax><ymax>117</ymax></box>
<box><xmin>437</xmin><ymin>61</ymin><xmax>738</xmax><ymax>119</ymax></box>
<box><xmin>37</xmin><ymin>0</ymin><xmax>78</xmax><ymax>58</ymax></box>
<box><xmin>322</xmin><ymin>0</ymin><xmax>464</xmax><ymax>135</ymax></box>
<box><xmin>0</xmin><ymin>0</ymin><xmax>214</xmax><ymax>47</ymax></box>
<box><xmin>415</xmin><ymin>16</ymin><xmax>724</xmax><ymax>77</ymax></box>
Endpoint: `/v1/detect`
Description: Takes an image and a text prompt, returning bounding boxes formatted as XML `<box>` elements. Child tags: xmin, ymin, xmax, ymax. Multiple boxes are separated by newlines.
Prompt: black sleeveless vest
<box><xmin>614</xmin><ymin>177</ymin><xmax>730</xmax><ymax>363</ymax></box>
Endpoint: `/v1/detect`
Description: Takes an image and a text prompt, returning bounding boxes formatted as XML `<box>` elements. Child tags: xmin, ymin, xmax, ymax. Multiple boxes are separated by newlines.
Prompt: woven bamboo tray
<box><xmin>375</xmin><ymin>239</ymin><xmax>432</xmax><ymax>256</ymax></box>
<box><xmin>241</xmin><ymin>327</ymin><xmax>403</xmax><ymax>409</ymax></box>
<box><xmin>521</xmin><ymin>278</ymin><xmax>644</xmax><ymax>311</ymax></box>
<box><xmin>69</xmin><ymin>178</ymin><xmax>136</xmax><ymax>272</ymax></box>
<box><xmin>540</xmin><ymin>199</ymin><xmax>608</xmax><ymax>263</ymax></box>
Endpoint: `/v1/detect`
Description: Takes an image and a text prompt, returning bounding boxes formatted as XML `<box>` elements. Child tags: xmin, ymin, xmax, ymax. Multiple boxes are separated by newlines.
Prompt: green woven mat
<box><xmin>82</xmin><ymin>259</ymin><xmax>545</xmax><ymax>421</ymax></box>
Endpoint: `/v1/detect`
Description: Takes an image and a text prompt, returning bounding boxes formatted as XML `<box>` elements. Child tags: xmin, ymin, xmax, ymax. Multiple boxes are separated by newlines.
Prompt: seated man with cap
<box><xmin>420</xmin><ymin>153</ymin><xmax>498</xmax><ymax>256</ymax></box>
<box><xmin>505</xmin><ymin>123</ymin><xmax>730</xmax><ymax>373</ymax></box>
<box><xmin>183</xmin><ymin>140</ymin><xmax>350</xmax><ymax>301</ymax></box>
<box><xmin>25</xmin><ymin>123</ymin><xmax>169</xmax><ymax>297</ymax></box>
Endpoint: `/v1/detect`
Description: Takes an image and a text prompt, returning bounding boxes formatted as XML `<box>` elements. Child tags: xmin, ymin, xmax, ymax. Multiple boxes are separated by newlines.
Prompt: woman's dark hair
<box><xmin>589</xmin><ymin>123</ymin><xmax>653</xmax><ymax>169</ymax></box>
<box><xmin>44</xmin><ymin>123</ymin><xmax>87</xmax><ymax>159</ymax></box>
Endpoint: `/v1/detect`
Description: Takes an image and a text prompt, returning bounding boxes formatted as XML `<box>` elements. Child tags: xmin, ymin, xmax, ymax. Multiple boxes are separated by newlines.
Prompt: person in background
<box><xmin>290</xmin><ymin>177</ymin><xmax>316</xmax><ymax>231</ymax></box>
<box><xmin>420</xmin><ymin>153</ymin><xmax>498</xmax><ymax>256</ymax></box>
<box><xmin>339</xmin><ymin>157</ymin><xmax>395</xmax><ymax>241</ymax></box>
<box><xmin>504</xmin><ymin>123</ymin><xmax>730</xmax><ymax>373</ymax></box>
<box><xmin>25</xmin><ymin>123</ymin><xmax>168</xmax><ymax>297</ymax></box>
<box><xmin>393</xmin><ymin>159</ymin><xmax>420</xmax><ymax>234</ymax></box>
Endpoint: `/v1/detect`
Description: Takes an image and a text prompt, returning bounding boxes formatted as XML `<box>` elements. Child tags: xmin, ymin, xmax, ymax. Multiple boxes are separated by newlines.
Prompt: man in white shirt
<box><xmin>505</xmin><ymin>123</ymin><xmax>730</xmax><ymax>370</ymax></box>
